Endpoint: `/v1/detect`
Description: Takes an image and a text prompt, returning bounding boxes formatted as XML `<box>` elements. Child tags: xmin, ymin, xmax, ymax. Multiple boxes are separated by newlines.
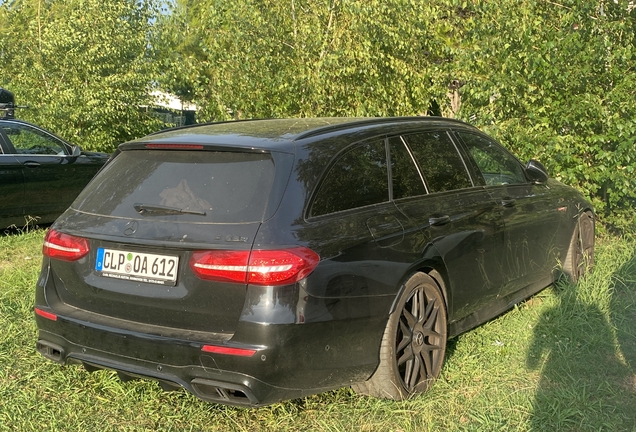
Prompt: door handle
<box><xmin>429</xmin><ymin>215</ymin><xmax>450</xmax><ymax>226</ymax></box>
<box><xmin>23</xmin><ymin>161</ymin><xmax>41</xmax><ymax>167</ymax></box>
<box><xmin>501</xmin><ymin>198</ymin><xmax>516</xmax><ymax>207</ymax></box>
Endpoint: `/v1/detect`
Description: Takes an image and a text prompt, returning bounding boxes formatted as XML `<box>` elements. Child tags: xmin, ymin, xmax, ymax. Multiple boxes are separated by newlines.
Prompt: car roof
<box><xmin>123</xmin><ymin>117</ymin><xmax>480</xmax><ymax>152</ymax></box>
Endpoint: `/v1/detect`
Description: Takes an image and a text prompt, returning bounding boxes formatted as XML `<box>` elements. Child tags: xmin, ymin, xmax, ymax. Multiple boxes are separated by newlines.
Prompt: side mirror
<box><xmin>525</xmin><ymin>159</ymin><xmax>549</xmax><ymax>184</ymax></box>
<box><xmin>71</xmin><ymin>145</ymin><xmax>81</xmax><ymax>157</ymax></box>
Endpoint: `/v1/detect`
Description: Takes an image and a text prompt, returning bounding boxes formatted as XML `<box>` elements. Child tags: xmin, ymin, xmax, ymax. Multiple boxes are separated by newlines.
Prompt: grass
<box><xmin>1</xmin><ymin>229</ymin><xmax>635</xmax><ymax>431</ymax></box>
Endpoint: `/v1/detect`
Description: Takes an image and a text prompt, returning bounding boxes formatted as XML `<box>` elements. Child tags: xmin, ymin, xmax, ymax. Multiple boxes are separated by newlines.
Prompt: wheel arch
<box><xmin>353</xmin><ymin>259</ymin><xmax>450</xmax><ymax>399</ymax></box>
<box><xmin>388</xmin><ymin>256</ymin><xmax>452</xmax><ymax>320</ymax></box>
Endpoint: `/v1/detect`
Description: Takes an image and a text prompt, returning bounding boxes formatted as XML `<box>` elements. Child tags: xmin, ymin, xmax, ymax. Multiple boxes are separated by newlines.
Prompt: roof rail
<box><xmin>294</xmin><ymin>116</ymin><xmax>471</xmax><ymax>140</ymax></box>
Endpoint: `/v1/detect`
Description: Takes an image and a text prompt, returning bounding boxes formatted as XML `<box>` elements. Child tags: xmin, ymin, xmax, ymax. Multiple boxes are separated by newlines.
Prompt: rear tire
<box><xmin>352</xmin><ymin>272</ymin><xmax>447</xmax><ymax>400</ymax></box>
<box><xmin>564</xmin><ymin>211</ymin><xmax>595</xmax><ymax>283</ymax></box>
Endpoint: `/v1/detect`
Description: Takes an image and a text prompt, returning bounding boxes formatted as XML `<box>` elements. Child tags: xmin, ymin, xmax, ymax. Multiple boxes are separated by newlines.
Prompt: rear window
<box><xmin>72</xmin><ymin>150</ymin><xmax>276</xmax><ymax>223</ymax></box>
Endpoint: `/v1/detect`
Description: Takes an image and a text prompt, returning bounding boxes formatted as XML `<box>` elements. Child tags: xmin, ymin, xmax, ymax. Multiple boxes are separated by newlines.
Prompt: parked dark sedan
<box><xmin>0</xmin><ymin>89</ymin><xmax>109</xmax><ymax>229</ymax></box>
<box><xmin>34</xmin><ymin>117</ymin><xmax>594</xmax><ymax>406</ymax></box>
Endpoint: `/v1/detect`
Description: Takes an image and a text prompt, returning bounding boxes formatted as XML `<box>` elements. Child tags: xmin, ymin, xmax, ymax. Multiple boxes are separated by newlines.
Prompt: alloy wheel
<box><xmin>395</xmin><ymin>283</ymin><xmax>445</xmax><ymax>392</ymax></box>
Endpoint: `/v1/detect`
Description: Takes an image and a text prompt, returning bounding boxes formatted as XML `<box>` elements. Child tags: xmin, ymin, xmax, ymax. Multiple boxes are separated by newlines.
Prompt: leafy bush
<box><xmin>0</xmin><ymin>0</ymin><xmax>164</xmax><ymax>152</ymax></box>
<box><xmin>455</xmin><ymin>0</ymin><xmax>636</xmax><ymax>232</ymax></box>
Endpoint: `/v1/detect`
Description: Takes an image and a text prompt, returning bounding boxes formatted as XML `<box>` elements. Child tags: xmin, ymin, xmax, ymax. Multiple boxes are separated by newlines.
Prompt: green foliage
<box><xmin>155</xmin><ymin>0</ymin><xmax>465</xmax><ymax>121</ymax></box>
<box><xmin>454</xmin><ymin>0</ymin><xmax>636</xmax><ymax>231</ymax></box>
<box><xmin>0</xmin><ymin>0</ymin><xmax>164</xmax><ymax>152</ymax></box>
<box><xmin>1</xmin><ymin>0</ymin><xmax>636</xmax><ymax>230</ymax></box>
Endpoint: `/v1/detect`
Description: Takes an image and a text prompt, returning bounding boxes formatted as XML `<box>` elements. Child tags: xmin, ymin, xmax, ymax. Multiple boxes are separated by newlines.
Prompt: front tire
<box><xmin>353</xmin><ymin>272</ymin><xmax>447</xmax><ymax>400</ymax></box>
<box><xmin>564</xmin><ymin>211</ymin><xmax>595</xmax><ymax>283</ymax></box>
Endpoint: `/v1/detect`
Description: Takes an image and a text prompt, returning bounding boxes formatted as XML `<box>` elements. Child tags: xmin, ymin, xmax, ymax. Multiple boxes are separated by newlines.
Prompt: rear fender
<box><xmin>388</xmin><ymin>245</ymin><xmax>450</xmax><ymax>316</ymax></box>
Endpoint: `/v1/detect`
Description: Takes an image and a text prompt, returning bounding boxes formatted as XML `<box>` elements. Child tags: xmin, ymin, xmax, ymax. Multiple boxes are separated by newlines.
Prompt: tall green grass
<box><xmin>1</xmin><ymin>230</ymin><xmax>634</xmax><ymax>431</ymax></box>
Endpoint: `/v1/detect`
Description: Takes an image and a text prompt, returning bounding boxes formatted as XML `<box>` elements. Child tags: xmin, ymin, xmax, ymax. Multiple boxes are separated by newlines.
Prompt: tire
<box><xmin>352</xmin><ymin>272</ymin><xmax>447</xmax><ymax>400</ymax></box>
<box><xmin>564</xmin><ymin>211</ymin><xmax>595</xmax><ymax>283</ymax></box>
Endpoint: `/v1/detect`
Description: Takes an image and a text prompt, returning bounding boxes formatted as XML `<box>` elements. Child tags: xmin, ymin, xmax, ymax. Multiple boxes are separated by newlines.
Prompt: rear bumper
<box><xmin>36</xmin><ymin>329</ymin><xmax>288</xmax><ymax>406</ymax></box>
<box><xmin>35</xmin><ymin>308</ymin><xmax>382</xmax><ymax>407</ymax></box>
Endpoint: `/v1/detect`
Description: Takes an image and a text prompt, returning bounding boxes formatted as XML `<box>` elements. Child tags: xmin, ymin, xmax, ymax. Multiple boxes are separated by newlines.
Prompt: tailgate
<box><xmin>43</xmin><ymin>148</ymin><xmax>292</xmax><ymax>335</ymax></box>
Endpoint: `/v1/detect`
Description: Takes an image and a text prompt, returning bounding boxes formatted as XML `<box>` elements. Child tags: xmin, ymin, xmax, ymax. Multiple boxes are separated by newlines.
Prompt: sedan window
<box><xmin>311</xmin><ymin>139</ymin><xmax>389</xmax><ymax>216</ymax></box>
<box><xmin>1</xmin><ymin>123</ymin><xmax>66</xmax><ymax>155</ymax></box>
<box><xmin>457</xmin><ymin>132</ymin><xmax>526</xmax><ymax>186</ymax></box>
<box><xmin>403</xmin><ymin>131</ymin><xmax>472</xmax><ymax>193</ymax></box>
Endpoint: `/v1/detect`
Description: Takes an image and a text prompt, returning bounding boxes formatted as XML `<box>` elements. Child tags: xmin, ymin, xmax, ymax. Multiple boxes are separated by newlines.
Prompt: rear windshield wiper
<box><xmin>133</xmin><ymin>203</ymin><xmax>206</xmax><ymax>216</ymax></box>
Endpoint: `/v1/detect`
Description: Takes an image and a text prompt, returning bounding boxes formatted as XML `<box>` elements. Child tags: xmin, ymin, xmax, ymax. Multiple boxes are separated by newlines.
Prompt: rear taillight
<box><xmin>190</xmin><ymin>247</ymin><xmax>320</xmax><ymax>286</ymax></box>
<box><xmin>42</xmin><ymin>229</ymin><xmax>90</xmax><ymax>261</ymax></box>
<box><xmin>190</xmin><ymin>250</ymin><xmax>250</xmax><ymax>283</ymax></box>
<box><xmin>247</xmin><ymin>248</ymin><xmax>320</xmax><ymax>285</ymax></box>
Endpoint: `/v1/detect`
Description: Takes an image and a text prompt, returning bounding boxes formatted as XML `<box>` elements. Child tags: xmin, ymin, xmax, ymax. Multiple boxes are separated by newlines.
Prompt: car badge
<box><xmin>123</xmin><ymin>221</ymin><xmax>139</xmax><ymax>236</ymax></box>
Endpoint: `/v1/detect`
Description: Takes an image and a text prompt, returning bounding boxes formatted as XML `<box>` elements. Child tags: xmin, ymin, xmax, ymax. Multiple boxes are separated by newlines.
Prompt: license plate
<box><xmin>95</xmin><ymin>248</ymin><xmax>179</xmax><ymax>286</ymax></box>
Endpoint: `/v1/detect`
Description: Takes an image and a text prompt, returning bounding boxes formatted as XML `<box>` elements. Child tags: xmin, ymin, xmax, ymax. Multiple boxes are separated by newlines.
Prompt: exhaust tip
<box><xmin>191</xmin><ymin>378</ymin><xmax>257</xmax><ymax>405</ymax></box>
<box><xmin>36</xmin><ymin>340</ymin><xmax>65</xmax><ymax>364</ymax></box>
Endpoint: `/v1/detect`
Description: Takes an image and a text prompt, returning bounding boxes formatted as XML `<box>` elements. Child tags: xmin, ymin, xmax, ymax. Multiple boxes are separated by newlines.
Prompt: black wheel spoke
<box><xmin>397</xmin><ymin>346</ymin><xmax>413</xmax><ymax>366</ymax></box>
<box><xmin>402</xmin><ymin>307</ymin><xmax>416</xmax><ymax>328</ymax></box>
<box><xmin>397</xmin><ymin>318</ymin><xmax>411</xmax><ymax>352</ymax></box>
<box><xmin>404</xmin><ymin>354</ymin><xmax>423</xmax><ymax>389</ymax></box>
<box><xmin>416</xmin><ymin>288</ymin><xmax>426</xmax><ymax>323</ymax></box>
<box><xmin>419</xmin><ymin>349</ymin><xmax>433</xmax><ymax>378</ymax></box>
<box><xmin>423</xmin><ymin>296</ymin><xmax>436</xmax><ymax>322</ymax></box>
<box><xmin>423</xmin><ymin>305</ymin><xmax>439</xmax><ymax>332</ymax></box>
<box><xmin>426</xmin><ymin>335</ymin><xmax>443</xmax><ymax>349</ymax></box>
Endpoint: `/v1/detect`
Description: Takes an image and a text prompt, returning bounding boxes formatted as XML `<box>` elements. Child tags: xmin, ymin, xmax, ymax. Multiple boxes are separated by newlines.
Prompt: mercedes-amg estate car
<box><xmin>34</xmin><ymin>117</ymin><xmax>594</xmax><ymax>406</ymax></box>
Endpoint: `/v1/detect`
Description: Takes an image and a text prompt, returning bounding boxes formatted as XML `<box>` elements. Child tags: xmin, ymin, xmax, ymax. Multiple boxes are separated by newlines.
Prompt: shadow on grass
<box><xmin>527</xmin><ymin>255</ymin><xmax>636</xmax><ymax>430</ymax></box>
<box><xmin>610</xmin><ymin>252</ymin><xmax>636</xmax><ymax>393</ymax></box>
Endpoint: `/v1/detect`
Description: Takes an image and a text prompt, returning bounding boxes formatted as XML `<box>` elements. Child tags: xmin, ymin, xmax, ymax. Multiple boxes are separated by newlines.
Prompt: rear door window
<box><xmin>388</xmin><ymin>137</ymin><xmax>427</xmax><ymax>199</ymax></box>
<box><xmin>310</xmin><ymin>139</ymin><xmax>388</xmax><ymax>217</ymax></box>
<box><xmin>72</xmin><ymin>150</ymin><xmax>276</xmax><ymax>223</ymax></box>
<box><xmin>403</xmin><ymin>131</ymin><xmax>473</xmax><ymax>193</ymax></box>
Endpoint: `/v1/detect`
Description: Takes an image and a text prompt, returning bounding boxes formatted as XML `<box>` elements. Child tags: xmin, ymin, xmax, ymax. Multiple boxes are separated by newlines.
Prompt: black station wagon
<box><xmin>34</xmin><ymin>117</ymin><xmax>594</xmax><ymax>406</ymax></box>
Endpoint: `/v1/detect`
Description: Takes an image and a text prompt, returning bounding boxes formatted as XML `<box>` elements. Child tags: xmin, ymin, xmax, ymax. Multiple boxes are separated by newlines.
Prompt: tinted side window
<box><xmin>311</xmin><ymin>140</ymin><xmax>388</xmax><ymax>216</ymax></box>
<box><xmin>458</xmin><ymin>132</ymin><xmax>526</xmax><ymax>186</ymax></box>
<box><xmin>389</xmin><ymin>137</ymin><xmax>427</xmax><ymax>199</ymax></box>
<box><xmin>1</xmin><ymin>123</ymin><xmax>66</xmax><ymax>155</ymax></box>
<box><xmin>404</xmin><ymin>131</ymin><xmax>472</xmax><ymax>193</ymax></box>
